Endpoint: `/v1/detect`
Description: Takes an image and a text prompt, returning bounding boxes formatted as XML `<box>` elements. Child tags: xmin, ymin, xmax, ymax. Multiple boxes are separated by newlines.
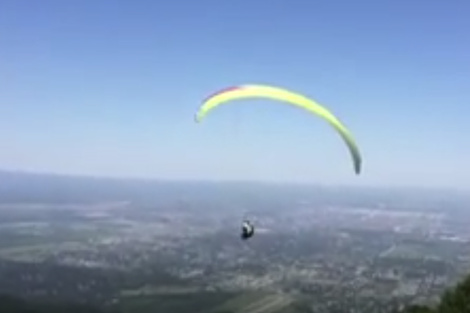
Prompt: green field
<box><xmin>117</xmin><ymin>291</ymin><xmax>297</xmax><ymax>313</ymax></box>
<box><xmin>211</xmin><ymin>292</ymin><xmax>294</xmax><ymax>313</ymax></box>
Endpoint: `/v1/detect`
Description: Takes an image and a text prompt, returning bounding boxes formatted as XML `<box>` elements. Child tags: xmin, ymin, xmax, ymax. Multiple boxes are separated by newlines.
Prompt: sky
<box><xmin>0</xmin><ymin>0</ymin><xmax>469</xmax><ymax>188</ymax></box>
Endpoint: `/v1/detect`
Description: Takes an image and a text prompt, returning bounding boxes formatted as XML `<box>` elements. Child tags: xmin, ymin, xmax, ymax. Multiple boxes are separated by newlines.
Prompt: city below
<box><xmin>0</xmin><ymin>171</ymin><xmax>468</xmax><ymax>313</ymax></box>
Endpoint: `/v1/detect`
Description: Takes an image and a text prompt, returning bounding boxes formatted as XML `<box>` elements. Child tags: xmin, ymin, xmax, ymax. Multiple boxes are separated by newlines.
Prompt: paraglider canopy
<box><xmin>195</xmin><ymin>84</ymin><xmax>363</xmax><ymax>175</ymax></box>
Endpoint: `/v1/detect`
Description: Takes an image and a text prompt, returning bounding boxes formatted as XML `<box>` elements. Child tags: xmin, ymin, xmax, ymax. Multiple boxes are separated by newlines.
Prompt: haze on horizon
<box><xmin>0</xmin><ymin>1</ymin><xmax>468</xmax><ymax>189</ymax></box>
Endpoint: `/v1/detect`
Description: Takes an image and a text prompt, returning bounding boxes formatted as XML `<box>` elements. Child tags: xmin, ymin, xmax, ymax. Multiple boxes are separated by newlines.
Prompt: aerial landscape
<box><xmin>0</xmin><ymin>171</ymin><xmax>469</xmax><ymax>313</ymax></box>
<box><xmin>1</xmin><ymin>0</ymin><xmax>469</xmax><ymax>312</ymax></box>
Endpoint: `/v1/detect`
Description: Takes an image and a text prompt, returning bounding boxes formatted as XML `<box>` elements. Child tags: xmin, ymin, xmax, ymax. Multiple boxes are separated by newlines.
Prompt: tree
<box><xmin>401</xmin><ymin>273</ymin><xmax>470</xmax><ymax>313</ymax></box>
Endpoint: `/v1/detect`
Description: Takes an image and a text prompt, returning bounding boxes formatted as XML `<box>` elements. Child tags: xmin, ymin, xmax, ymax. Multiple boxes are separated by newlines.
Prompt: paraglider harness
<box><xmin>241</xmin><ymin>220</ymin><xmax>254</xmax><ymax>240</ymax></box>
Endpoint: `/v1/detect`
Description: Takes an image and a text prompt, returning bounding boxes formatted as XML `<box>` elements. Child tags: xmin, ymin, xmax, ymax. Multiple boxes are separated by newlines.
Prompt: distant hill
<box><xmin>0</xmin><ymin>169</ymin><xmax>468</xmax><ymax>211</ymax></box>
<box><xmin>0</xmin><ymin>170</ymin><xmax>321</xmax><ymax>209</ymax></box>
<box><xmin>0</xmin><ymin>170</ymin><xmax>226</xmax><ymax>204</ymax></box>
<box><xmin>0</xmin><ymin>170</ymin><xmax>328</xmax><ymax>206</ymax></box>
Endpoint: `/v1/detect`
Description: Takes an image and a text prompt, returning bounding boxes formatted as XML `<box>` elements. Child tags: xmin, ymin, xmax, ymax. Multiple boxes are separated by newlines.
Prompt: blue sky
<box><xmin>0</xmin><ymin>0</ymin><xmax>468</xmax><ymax>188</ymax></box>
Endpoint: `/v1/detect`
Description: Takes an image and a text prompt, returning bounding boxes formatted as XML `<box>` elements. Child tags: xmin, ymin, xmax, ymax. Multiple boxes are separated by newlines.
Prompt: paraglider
<box><xmin>195</xmin><ymin>84</ymin><xmax>363</xmax><ymax>240</ymax></box>
<box><xmin>194</xmin><ymin>84</ymin><xmax>362</xmax><ymax>175</ymax></box>
<box><xmin>241</xmin><ymin>220</ymin><xmax>254</xmax><ymax>240</ymax></box>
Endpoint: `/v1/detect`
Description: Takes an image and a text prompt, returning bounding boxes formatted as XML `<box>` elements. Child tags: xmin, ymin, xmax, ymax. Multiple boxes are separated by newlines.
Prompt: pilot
<box><xmin>241</xmin><ymin>220</ymin><xmax>255</xmax><ymax>240</ymax></box>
